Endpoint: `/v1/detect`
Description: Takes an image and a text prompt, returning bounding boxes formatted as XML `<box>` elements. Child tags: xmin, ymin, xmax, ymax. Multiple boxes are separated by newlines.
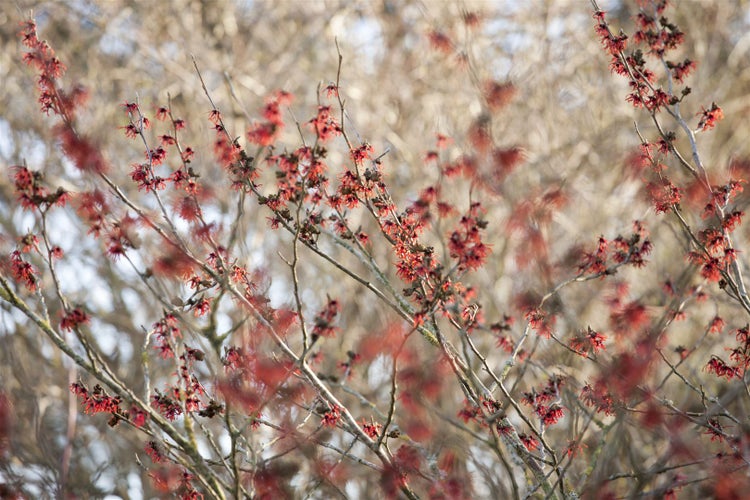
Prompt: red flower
<box><xmin>569</xmin><ymin>327</ymin><xmax>607</xmax><ymax>354</ymax></box>
<box><xmin>223</xmin><ymin>347</ymin><xmax>243</xmax><ymax>372</ymax></box>
<box><xmin>705</xmin><ymin>356</ymin><xmax>740</xmax><ymax>380</ymax></box>
<box><xmin>645</xmin><ymin>88</ymin><xmax>670</xmax><ymax>112</ymax></box>
<box><xmin>145</xmin><ymin>440</ymin><xmax>164</xmax><ymax>463</ymax></box>
<box><xmin>152</xmin><ymin>247</ymin><xmax>194</xmax><ymax>279</ymax></box>
<box><xmin>709</xmin><ymin>316</ymin><xmax>725</xmax><ymax>334</ymax></box>
<box><xmin>361</xmin><ymin>420</ymin><xmax>382</xmax><ymax>439</ymax></box>
<box><xmin>538</xmin><ymin>404</ymin><xmax>565</xmax><ymax>426</ymax></box>
<box><xmin>646</xmin><ymin>178</ymin><xmax>681</xmax><ymax>213</ymax></box>
<box><xmin>394</xmin><ymin>444</ymin><xmax>422</xmax><ymax>472</ymax></box>
<box><xmin>492</xmin><ymin>147</ymin><xmax>524</xmax><ymax>177</ymax></box>
<box><xmin>151</xmin><ymin>390</ymin><xmax>183</xmax><ymax>421</ymax></box>
<box><xmin>457</xmin><ymin>402</ymin><xmax>481</xmax><ymax>423</ymax></box>
<box><xmin>581</xmin><ymin>382</ymin><xmax>616</xmax><ymax>416</ymax></box>
<box><xmin>60</xmin><ymin>307</ymin><xmax>90</xmax><ymax>331</ymax></box>
<box><xmin>57</xmin><ymin>127</ymin><xmax>108</xmax><ymax>173</ymax></box>
<box><xmin>129</xmin><ymin>406</ymin><xmax>147</xmax><ymax>427</ymax></box>
<box><xmin>667</xmin><ymin>58</ymin><xmax>697</xmax><ymax>83</ymax></box>
<box><xmin>247</xmin><ymin>122</ymin><xmax>278</xmax><ymax>146</ymax></box>
<box><xmin>722</xmin><ymin>211</ymin><xmax>744</xmax><ymax>232</ymax></box>
<box><xmin>610</xmin><ymin>300</ymin><xmax>649</xmax><ymax>335</ymax></box>
<box><xmin>10</xmin><ymin>250</ymin><xmax>37</xmax><ymax>291</ymax></box>
<box><xmin>564</xmin><ymin>441</ymin><xmax>587</xmax><ymax>458</ymax></box>
<box><xmin>121</xmin><ymin>123</ymin><xmax>138</xmax><ymax>139</ymax></box>
<box><xmin>482</xmin><ymin>80</ymin><xmax>516</xmax><ymax>113</ymax></box>
<box><xmin>463</xmin><ymin>11</ymin><xmax>482</xmax><ymax>29</ymax></box>
<box><xmin>192</xmin><ymin>297</ymin><xmax>211</xmax><ymax>317</ymax></box>
<box><xmin>593</xmin><ymin>11</ymin><xmax>628</xmax><ymax>56</ymax></box>
<box><xmin>155</xmin><ymin>106</ymin><xmax>169</xmax><ymax>120</ymax></box>
<box><xmin>526</xmin><ymin>308</ymin><xmax>555</xmax><ymax>338</ymax></box>
<box><xmin>181</xmin><ymin>147</ymin><xmax>195</xmax><ymax>163</ymax></box>
<box><xmin>698</xmin><ymin>257</ymin><xmax>723</xmax><ymax>282</ymax></box>
<box><xmin>697</xmin><ymin>102</ymin><xmax>724</xmax><ymax>131</ymax></box>
<box><xmin>322</xmin><ymin>405</ymin><xmax>341</xmax><ymax>427</ymax></box>
<box><xmin>71</xmin><ymin>383</ymin><xmax>122</xmax><ymax>415</ymax></box>
<box><xmin>350</xmin><ymin>143</ymin><xmax>374</xmax><ymax>165</ymax></box>
<box><xmin>323</xmin><ymin>84</ymin><xmax>338</xmax><ymax>98</ymax></box>
<box><xmin>427</xmin><ymin>30</ymin><xmax>453</xmax><ymax>54</ymax></box>
<box><xmin>436</xmin><ymin>133</ymin><xmax>452</xmax><ymax>149</ymax></box>
<box><xmin>207</xmin><ymin>109</ymin><xmax>221</xmax><ymax>124</ymax></box>
<box><xmin>312</xmin><ymin>299</ymin><xmax>340</xmax><ymax>339</ymax></box>
<box><xmin>175</xmin><ymin>196</ymin><xmax>201</xmax><ymax>222</ymax></box>
<box><xmin>122</xmin><ymin>101</ymin><xmax>139</xmax><ymax>114</ymax></box>
<box><xmin>518</xmin><ymin>433</ymin><xmax>539</xmax><ymax>451</ymax></box>
<box><xmin>308</xmin><ymin>106</ymin><xmax>341</xmax><ymax>142</ymax></box>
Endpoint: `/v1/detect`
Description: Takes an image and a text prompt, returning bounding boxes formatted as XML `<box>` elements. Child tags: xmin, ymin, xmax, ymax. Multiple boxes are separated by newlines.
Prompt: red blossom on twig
<box><xmin>697</xmin><ymin>102</ymin><xmax>723</xmax><ymax>131</ymax></box>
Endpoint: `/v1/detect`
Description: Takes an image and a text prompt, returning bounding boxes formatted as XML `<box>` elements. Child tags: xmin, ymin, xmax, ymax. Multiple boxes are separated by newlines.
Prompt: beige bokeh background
<box><xmin>1</xmin><ymin>1</ymin><xmax>749</xmax><ymax>497</ymax></box>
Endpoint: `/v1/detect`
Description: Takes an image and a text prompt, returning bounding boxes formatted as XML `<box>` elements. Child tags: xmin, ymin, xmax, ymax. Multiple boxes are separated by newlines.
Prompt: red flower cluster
<box><xmin>448</xmin><ymin>202</ymin><xmax>490</xmax><ymax>272</ymax></box>
<box><xmin>75</xmin><ymin>189</ymin><xmax>109</xmax><ymax>237</ymax></box>
<box><xmin>666</xmin><ymin>58</ymin><xmax>697</xmax><ymax>83</ymax></box>
<box><xmin>361</xmin><ymin>420</ymin><xmax>382</xmax><ymax>439</ymax></box>
<box><xmin>350</xmin><ymin>142</ymin><xmax>374</xmax><ymax>165</ymax></box>
<box><xmin>70</xmin><ymin>382</ymin><xmax>122</xmax><ymax>416</ymax></box>
<box><xmin>705</xmin><ymin>325</ymin><xmax>750</xmax><ymax>381</ymax></box>
<box><xmin>647</xmin><ymin>178</ymin><xmax>682</xmax><ymax>214</ymax></box>
<box><xmin>697</xmin><ymin>102</ymin><xmax>724</xmax><ymax>131</ymax></box>
<box><xmin>686</xmin><ymin>225</ymin><xmax>738</xmax><ymax>283</ymax></box>
<box><xmin>482</xmin><ymin>80</ymin><xmax>516</xmax><ymax>113</ymax></box>
<box><xmin>12</xmin><ymin>166</ymin><xmax>70</xmax><ymax>211</ymax></box>
<box><xmin>145</xmin><ymin>440</ymin><xmax>164</xmax><ymax>463</ymax></box>
<box><xmin>312</xmin><ymin>298</ymin><xmax>340</xmax><ymax>339</ymax></box>
<box><xmin>594</xmin><ymin>6</ymin><xmax>693</xmax><ymax>114</ymax></box>
<box><xmin>9</xmin><ymin>250</ymin><xmax>37</xmax><ymax>292</ymax></box>
<box><xmin>525</xmin><ymin>307</ymin><xmax>555</xmax><ymax>339</ymax></box>
<box><xmin>518</xmin><ymin>433</ymin><xmax>539</xmax><ymax>451</ymax></box>
<box><xmin>580</xmin><ymin>381</ymin><xmax>616</xmax><ymax>416</ymax></box>
<box><xmin>308</xmin><ymin>106</ymin><xmax>341</xmax><ymax>142</ymax></box>
<box><xmin>578</xmin><ymin>222</ymin><xmax>652</xmax><ymax>275</ymax></box>
<box><xmin>20</xmin><ymin>20</ymin><xmax>70</xmax><ymax>116</ymax></box>
<box><xmin>152</xmin><ymin>313</ymin><xmax>181</xmax><ymax>359</ymax></box>
<box><xmin>522</xmin><ymin>376</ymin><xmax>566</xmax><ymax>426</ymax></box>
<box><xmin>609</xmin><ymin>299</ymin><xmax>649</xmax><ymax>336</ymax></box>
<box><xmin>427</xmin><ymin>30</ymin><xmax>453</xmax><ymax>54</ymax></box>
<box><xmin>704</xmin><ymin>356</ymin><xmax>740</xmax><ymax>380</ymax></box>
<box><xmin>60</xmin><ymin>307</ymin><xmax>90</xmax><ymax>331</ymax></box>
<box><xmin>730</xmin><ymin>325</ymin><xmax>750</xmax><ymax>370</ymax></box>
<box><xmin>151</xmin><ymin>389</ymin><xmax>183</xmax><ymax>421</ymax></box>
<box><xmin>247</xmin><ymin>90</ymin><xmax>291</xmax><ymax>146</ymax></box>
<box><xmin>569</xmin><ymin>327</ymin><xmax>607</xmax><ymax>355</ymax></box>
<box><xmin>322</xmin><ymin>405</ymin><xmax>342</xmax><ymax>427</ymax></box>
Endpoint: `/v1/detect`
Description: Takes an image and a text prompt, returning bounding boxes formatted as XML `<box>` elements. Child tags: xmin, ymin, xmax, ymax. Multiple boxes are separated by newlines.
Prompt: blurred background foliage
<box><xmin>1</xmin><ymin>0</ymin><xmax>750</xmax><ymax>497</ymax></box>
